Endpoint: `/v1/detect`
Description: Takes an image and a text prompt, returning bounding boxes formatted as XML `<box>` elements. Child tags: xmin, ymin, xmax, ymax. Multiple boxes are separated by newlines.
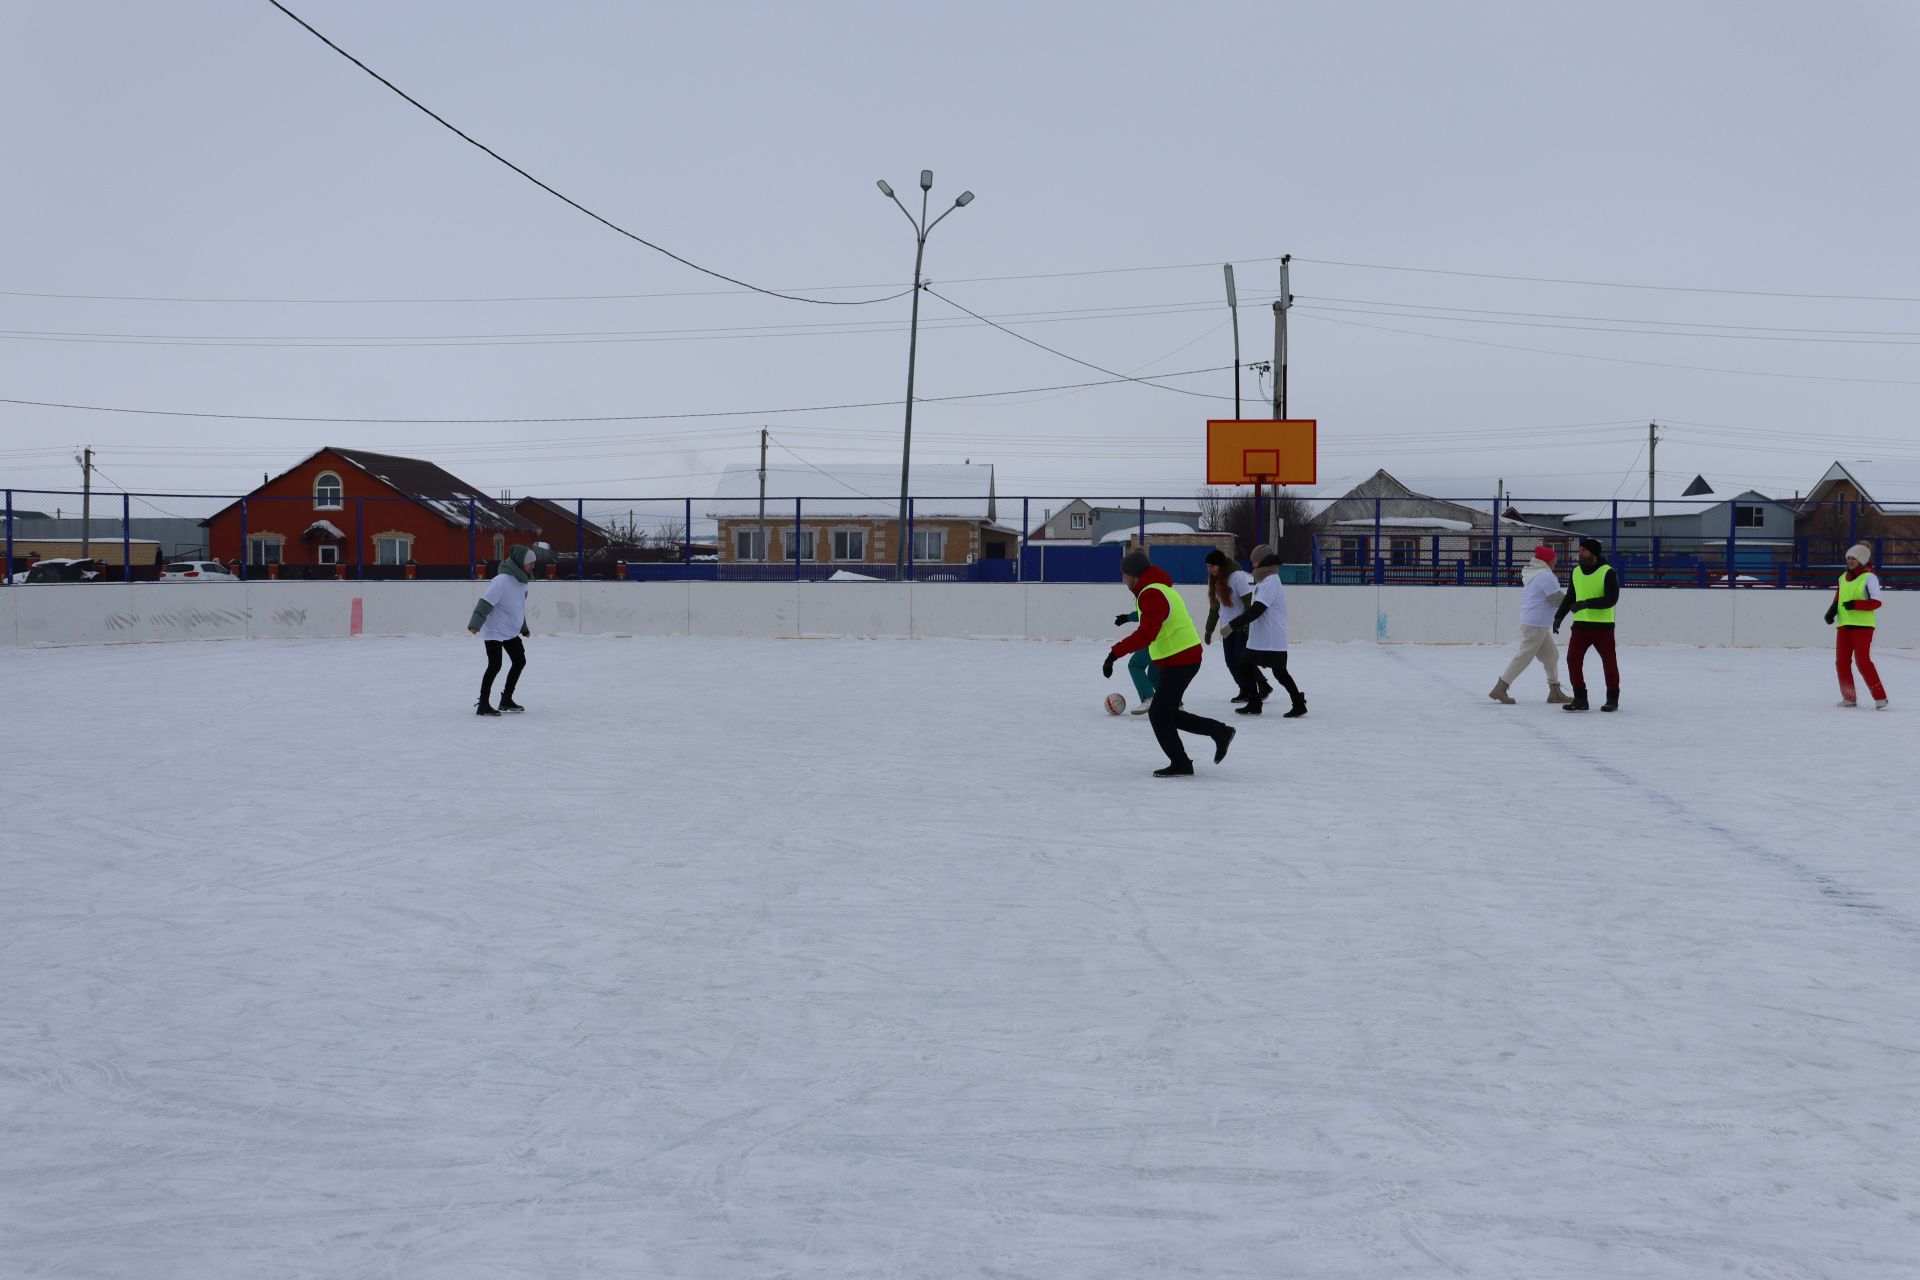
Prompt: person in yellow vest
<box><xmin>1104</xmin><ymin>549</ymin><xmax>1234</xmax><ymax>776</ymax></box>
<box><xmin>1553</xmin><ymin>538</ymin><xmax>1622</xmax><ymax>712</ymax></box>
<box><xmin>1825</xmin><ymin>543</ymin><xmax>1888</xmax><ymax>708</ymax></box>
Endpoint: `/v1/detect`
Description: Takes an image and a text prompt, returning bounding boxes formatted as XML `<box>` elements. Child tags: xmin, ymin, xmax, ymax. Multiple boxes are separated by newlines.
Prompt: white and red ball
<box><xmin>1104</xmin><ymin>692</ymin><xmax>1127</xmax><ymax>716</ymax></box>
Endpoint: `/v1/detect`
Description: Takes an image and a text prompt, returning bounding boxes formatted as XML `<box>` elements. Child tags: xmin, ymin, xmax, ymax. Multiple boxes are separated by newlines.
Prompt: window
<box><xmin>1470</xmin><ymin>538</ymin><xmax>1494</xmax><ymax>568</ymax></box>
<box><xmin>832</xmin><ymin>529</ymin><xmax>865</xmax><ymax>561</ymax></box>
<box><xmin>313</xmin><ymin>472</ymin><xmax>343</xmax><ymax>509</ymax></box>
<box><xmin>1339</xmin><ymin>536</ymin><xmax>1367</xmax><ymax>566</ymax></box>
<box><xmin>316</xmin><ymin>544</ymin><xmax>339</xmax><ymax>566</ymax></box>
<box><xmin>493</xmin><ymin>534</ymin><xmax>506</xmax><ymax>559</ymax></box>
<box><xmin>1735</xmin><ymin>504</ymin><xmax>1765</xmax><ymax>529</ymax></box>
<box><xmin>248</xmin><ymin>536</ymin><xmax>283</xmax><ymax>566</ymax></box>
<box><xmin>735</xmin><ymin>528</ymin><xmax>766</xmax><ymax>561</ymax></box>
<box><xmin>784</xmin><ymin>530</ymin><xmax>816</xmax><ymax>561</ymax></box>
<box><xmin>376</xmin><ymin>535</ymin><xmax>412</xmax><ymax>565</ymax></box>
<box><xmin>1389</xmin><ymin>537</ymin><xmax>1417</xmax><ymax>567</ymax></box>
<box><xmin>1070</xmin><ymin>512</ymin><xmax>1086</xmax><ymax>530</ymax></box>
<box><xmin>912</xmin><ymin>529</ymin><xmax>944</xmax><ymax>562</ymax></box>
<box><xmin>1622</xmin><ymin>519</ymin><xmax>1638</xmax><ymax>528</ymax></box>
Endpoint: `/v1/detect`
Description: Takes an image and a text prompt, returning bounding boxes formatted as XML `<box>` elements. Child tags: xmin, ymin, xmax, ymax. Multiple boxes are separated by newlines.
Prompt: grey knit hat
<box><xmin>1121</xmin><ymin>548</ymin><xmax>1153</xmax><ymax>577</ymax></box>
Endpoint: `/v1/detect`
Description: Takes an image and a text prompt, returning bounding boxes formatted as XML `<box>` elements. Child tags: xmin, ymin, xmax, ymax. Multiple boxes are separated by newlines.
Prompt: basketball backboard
<box><xmin>1206</xmin><ymin>419</ymin><xmax>1317</xmax><ymax>486</ymax></box>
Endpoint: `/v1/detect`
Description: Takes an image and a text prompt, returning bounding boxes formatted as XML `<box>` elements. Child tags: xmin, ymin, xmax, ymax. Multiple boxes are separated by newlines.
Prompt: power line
<box><xmin>925</xmin><ymin>288</ymin><xmax>1230</xmax><ymax>401</ymax></box>
<box><xmin>1293</xmin><ymin>256</ymin><xmax>1920</xmax><ymax>304</ymax></box>
<box><xmin>1298</xmin><ymin>296</ymin><xmax>1920</xmax><ymax>340</ymax></box>
<box><xmin>0</xmin><ymin>364</ymin><xmax>1237</xmax><ymax>424</ymax></box>
<box><xmin>1298</xmin><ymin>311</ymin><xmax>1920</xmax><ymax>387</ymax></box>
<box><xmin>1294</xmin><ymin>301</ymin><xmax>1920</xmax><ymax>347</ymax></box>
<box><xmin>264</xmin><ymin>1</ymin><xmax>908</xmax><ymax>308</ymax></box>
<box><xmin>766</xmin><ymin>435</ymin><xmax>880</xmax><ymax>497</ymax></box>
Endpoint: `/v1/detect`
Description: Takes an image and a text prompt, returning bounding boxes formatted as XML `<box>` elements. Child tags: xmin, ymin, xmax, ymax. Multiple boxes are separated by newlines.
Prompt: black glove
<box><xmin>520</xmin><ymin>626</ymin><xmax>531</xmax><ymax>638</ymax></box>
<box><xmin>1552</xmin><ymin>619</ymin><xmax>1563</xmax><ymax>635</ymax></box>
<box><xmin>1102</xmin><ymin>652</ymin><xmax>1117</xmax><ymax>679</ymax></box>
<box><xmin>1114</xmin><ymin>613</ymin><xmax>1132</xmax><ymax>627</ymax></box>
<box><xmin>1825</xmin><ymin>604</ymin><xmax>1839</xmax><ymax>626</ymax></box>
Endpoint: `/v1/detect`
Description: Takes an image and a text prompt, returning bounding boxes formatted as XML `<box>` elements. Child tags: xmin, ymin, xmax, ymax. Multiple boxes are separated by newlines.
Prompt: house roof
<box><xmin>1099</xmin><ymin>522</ymin><xmax>1207</xmax><ymax>543</ymax></box>
<box><xmin>515</xmin><ymin>496</ymin><xmax>612</xmax><ymax>538</ymax></box>
<box><xmin>1557</xmin><ymin>489</ymin><xmax>1785</xmax><ymax>524</ymax></box>
<box><xmin>203</xmin><ymin>447</ymin><xmax>536</xmax><ymax>532</ymax></box>
<box><xmin>1809</xmin><ymin>460</ymin><xmax>1920</xmax><ymax>514</ymax></box>
<box><xmin>709</xmin><ymin>462</ymin><xmax>997</xmax><ymax>519</ymax></box>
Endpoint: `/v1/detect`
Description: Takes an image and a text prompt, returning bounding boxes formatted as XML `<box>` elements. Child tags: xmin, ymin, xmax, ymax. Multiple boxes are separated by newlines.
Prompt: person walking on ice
<box><xmin>1203</xmin><ymin>547</ymin><xmax>1268</xmax><ymax>706</ymax></box>
<box><xmin>1104</xmin><ymin>549</ymin><xmax>1234</xmax><ymax>776</ymax></box>
<box><xmin>469</xmin><ymin>543</ymin><xmax>536</xmax><ymax>716</ymax></box>
<box><xmin>1491</xmin><ymin>544</ymin><xmax>1573</xmax><ymax>705</ymax></box>
<box><xmin>1223</xmin><ymin>551</ymin><xmax>1307</xmax><ymax>717</ymax></box>
<box><xmin>1827</xmin><ymin>543</ymin><xmax>1889</xmax><ymax>709</ymax></box>
<box><xmin>1554</xmin><ymin>538</ymin><xmax>1622</xmax><ymax>712</ymax></box>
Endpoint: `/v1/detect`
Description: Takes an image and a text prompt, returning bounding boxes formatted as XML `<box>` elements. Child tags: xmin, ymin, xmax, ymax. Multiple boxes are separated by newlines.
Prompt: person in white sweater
<box><xmin>1490</xmin><ymin>545</ymin><xmax>1572</xmax><ymax>705</ymax></box>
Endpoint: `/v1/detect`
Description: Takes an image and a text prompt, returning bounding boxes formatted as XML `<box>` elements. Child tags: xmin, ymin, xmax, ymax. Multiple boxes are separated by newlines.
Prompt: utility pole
<box><xmin>757</xmin><ymin>428</ymin><xmax>769</xmax><ymax>564</ymax></box>
<box><xmin>1273</xmin><ymin>254</ymin><xmax>1292</xmax><ymax>419</ymax></box>
<box><xmin>79</xmin><ymin>446</ymin><xmax>93</xmax><ymax>559</ymax></box>
<box><xmin>1223</xmin><ymin>264</ymin><xmax>1241</xmax><ymax>419</ymax></box>
<box><xmin>1648</xmin><ymin>422</ymin><xmax>1658</xmax><ymax>527</ymax></box>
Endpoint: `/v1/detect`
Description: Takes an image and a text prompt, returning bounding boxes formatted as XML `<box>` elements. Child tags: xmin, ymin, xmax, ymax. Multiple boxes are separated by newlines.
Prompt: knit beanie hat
<box><xmin>1204</xmin><ymin>548</ymin><xmax>1232</xmax><ymax>568</ymax></box>
<box><xmin>1533</xmin><ymin>544</ymin><xmax>1556</xmax><ymax>565</ymax></box>
<box><xmin>1846</xmin><ymin>543</ymin><xmax>1872</xmax><ymax>566</ymax></box>
<box><xmin>1249</xmin><ymin>543</ymin><xmax>1274</xmax><ymax>565</ymax></box>
<box><xmin>1121</xmin><ymin>549</ymin><xmax>1153</xmax><ymax>577</ymax></box>
<box><xmin>1579</xmin><ymin>538</ymin><xmax>1604</xmax><ymax>558</ymax></box>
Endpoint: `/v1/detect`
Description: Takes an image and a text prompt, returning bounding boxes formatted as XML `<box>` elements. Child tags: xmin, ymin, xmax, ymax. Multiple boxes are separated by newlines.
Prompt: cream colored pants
<box><xmin>1500</xmin><ymin>624</ymin><xmax>1562</xmax><ymax>687</ymax></box>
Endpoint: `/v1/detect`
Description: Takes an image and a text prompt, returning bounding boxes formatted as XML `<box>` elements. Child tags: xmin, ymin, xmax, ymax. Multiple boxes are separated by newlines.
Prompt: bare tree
<box><xmin>1197</xmin><ymin>487</ymin><xmax>1315</xmax><ymax>564</ymax></box>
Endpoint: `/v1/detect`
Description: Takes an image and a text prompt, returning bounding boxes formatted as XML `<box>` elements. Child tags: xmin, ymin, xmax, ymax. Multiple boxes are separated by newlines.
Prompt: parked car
<box><xmin>157</xmin><ymin>560</ymin><xmax>239</xmax><ymax>583</ymax></box>
<box><xmin>7</xmin><ymin>557</ymin><xmax>104</xmax><ymax>584</ymax></box>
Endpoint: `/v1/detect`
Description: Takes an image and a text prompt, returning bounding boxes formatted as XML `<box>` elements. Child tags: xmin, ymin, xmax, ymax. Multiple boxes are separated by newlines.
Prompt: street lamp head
<box><xmin>875</xmin><ymin>179</ymin><xmax>894</xmax><ymax>197</ymax></box>
<box><xmin>954</xmin><ymin>190</ymin><xmax>975</xmax><ymax>207</ymax></box>
<box><xmin>919</xmin><ymin>169</ymin><xmax>934</xmax><ymax>191</ymax></box>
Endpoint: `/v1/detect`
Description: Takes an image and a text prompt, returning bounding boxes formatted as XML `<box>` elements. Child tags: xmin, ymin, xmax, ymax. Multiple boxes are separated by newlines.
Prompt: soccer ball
<box><xmin>1105</xmin><ymin>692</ymin><xmax>1127</xmax><ymax>716</ymax></box>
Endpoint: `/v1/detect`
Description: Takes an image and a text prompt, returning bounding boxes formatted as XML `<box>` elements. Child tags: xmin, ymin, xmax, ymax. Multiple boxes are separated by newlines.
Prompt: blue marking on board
<box><xmin>1377</xmin><ymin>611</ymin><xmax>1388</xmax><ymax>641</ymax></box>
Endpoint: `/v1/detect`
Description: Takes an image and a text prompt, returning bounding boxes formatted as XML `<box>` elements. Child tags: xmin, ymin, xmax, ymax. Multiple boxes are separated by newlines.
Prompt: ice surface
<box><xmin>3</xmin><ymin>635</ymin><xmax>1917</xmax><ymax>1278</ymax></box>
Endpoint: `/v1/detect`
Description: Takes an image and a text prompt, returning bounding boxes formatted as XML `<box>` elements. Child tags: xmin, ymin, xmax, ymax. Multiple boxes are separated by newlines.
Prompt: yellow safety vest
<box><xmin>1837</xmin><ymin>571</ymin><xmax>1877</xmax><ymax>628</ymax></box>
<box><xmin>1140</xmin><ymin>582</ymin><xmax>1202</xmax><ymax>660</ymax></box>
<box><xmin>1571</xmin><ymin>564</ymin><xmax>1615</xmax><ymax>624</ymax></box>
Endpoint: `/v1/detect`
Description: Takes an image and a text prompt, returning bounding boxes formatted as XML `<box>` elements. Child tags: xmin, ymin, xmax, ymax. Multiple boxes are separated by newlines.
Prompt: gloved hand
<box><xmin>1102</xmin><ymin>652</ymin><xmax>1117</xmax><ymax>680</ymax></box>
<box><xmin>520</xmin><ymin>625</ymin><xmax>531</xmax><ymax>638</ymax></box>
<box><xmin>1825</xmin><ymin>604</ymin><xmax>1839</xmax><ymax>626</ymax></box>
<box><xmin>1204</xmin><ymin>628</ymin><xmax>1214</xmax><ymax>645</ymax></box>
<box><xmin>1552</xmin><ymin>618</ymin><xmax>1563</xmax><ymax>635</ymax></box>
<box><xmin>1114</xmin><ymin>613</ymin><xmax>1132</xmax><ymax>627</ymax></box>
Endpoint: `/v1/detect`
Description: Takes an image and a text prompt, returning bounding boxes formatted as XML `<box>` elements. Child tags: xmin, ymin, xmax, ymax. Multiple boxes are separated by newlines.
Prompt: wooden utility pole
<box><xmin>1273</xmin><ymin>255</ymin><xmax>1291</xmax><ymax>419</ymax></box>
<box><xmin>79</xmin><ymin>446</ymin><xmax>93</xmax><ymax>559</ymax></box>
<box><xmin>1648</xmin><ymin>422</ymin><xmax>1659</xmax><ymax>526</ymax></box>
<box><xmin>757</xmin><ymin>428</ymin><xmax>769</xmax><ymax>564</ymax></box>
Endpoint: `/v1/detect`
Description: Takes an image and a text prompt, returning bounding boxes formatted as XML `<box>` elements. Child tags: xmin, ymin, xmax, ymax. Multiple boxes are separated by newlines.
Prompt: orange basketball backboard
<box><xmin>1206</xmin><ymin>419</ymin><xmax>1317</xmax><ymax>486</ymax></box>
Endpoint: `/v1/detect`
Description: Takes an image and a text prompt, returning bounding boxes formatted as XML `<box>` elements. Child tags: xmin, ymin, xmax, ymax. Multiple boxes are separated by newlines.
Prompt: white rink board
<box><xmin>2</xmin><ymin>580</ymin><xmax>1911</xmax><ymax>648</ymax></box>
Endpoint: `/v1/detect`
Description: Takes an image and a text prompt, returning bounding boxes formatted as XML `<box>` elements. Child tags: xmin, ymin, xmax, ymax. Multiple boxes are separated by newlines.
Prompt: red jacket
<box><xmin>1110</xmin><ymin>567</ymin><xmax>1202</xmax><ymax>667</ymax></box>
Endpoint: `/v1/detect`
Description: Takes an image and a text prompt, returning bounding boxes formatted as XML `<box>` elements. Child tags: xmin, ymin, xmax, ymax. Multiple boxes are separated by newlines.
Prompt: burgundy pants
<box><xmin>1566</xmin><ymin>623</ymin><xmax>1619</xmax><ymax>693</ymax></box>
<box><xmin>1836</xmin><ymin>627</ymin><xmax>1885</xmax><ymax>703</ymax></box>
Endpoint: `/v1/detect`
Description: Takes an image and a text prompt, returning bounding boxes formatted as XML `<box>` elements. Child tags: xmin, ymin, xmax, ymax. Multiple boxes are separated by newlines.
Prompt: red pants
<box><xmin>1836</xmin><ymin>626</ymin><xmax>1885</xmax><ymax>703</ymax></box>
<box><xmin>1567</xmin><ymin>623</ymin><xmax>1619</xmax><ymax>693</ymax></box>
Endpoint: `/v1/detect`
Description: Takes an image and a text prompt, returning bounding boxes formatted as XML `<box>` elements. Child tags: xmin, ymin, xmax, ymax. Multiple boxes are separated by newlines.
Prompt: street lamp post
<box><xmin>877</xmin><ymin>170</ymin><xmax>973</xmax><ymax>578</ymax></box>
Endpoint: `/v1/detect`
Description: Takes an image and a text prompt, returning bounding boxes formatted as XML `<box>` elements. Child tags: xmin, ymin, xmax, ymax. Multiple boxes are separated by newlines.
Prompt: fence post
<box><xmin>1311</xmin><ymin>533</ymin><xmax>1320</xmax><ymax>582</ymax></box>
<box><xmin>906</xmin><ymin>497</ymin><xmax>915</xmax><ymax>582</ymax></box>
<box><xmin>121</xmin><ymin>493</ymin><xmax>132</xmax><ymax>582</ymax></box>
<box><xmin>794</xmin><ymin>498</ymin><xmax>803</xmax><ymax>582</ymax></box>
<box><xmin>240</xmin><ymin>497</ymin><xmax>249</xmax><ymax>581</ymax></box>
<box><xmin>1610</xmin><ymin>500</ymin><xmax>1618</xmax><ymax>568</ymax></box>
<box><xmin>1372</xmin><ymin>496</ymin><xmax>1383</xmax><ymax>585</ymax></box>
<box><xmin>1019</xmin><ymin>497</ymin><xmax>1029</xmax><ymax>583</ymax></box>
<box><xmin>683</xmin><ymin>498</ymin><xmax>693</xmax><ymax>574</ymax></box>
<box><xmin>1651</xmin><ymin>536</ymin><xmax>1662</xmax><ymax>585</ymax></box>
<box><xmin>1138</xmin><ymin>496</ymin><xmax>1146</xmax><ymax>549</ymax></box>
<box><xmin>1490</xmin><ymin>494</ymin><xmax>1500</xmax><ymax>586</ymax></box>
<box><xmin>467</xmin><ymin>498</ymin><xmax>477</xmax><ymax>576</ymax></box>
<box><xmin>3</xmin><ymin>489</ymin><xmax>11</xmax><ymax>585</ymax></box>
<box><xmin>354</xmin><ymin>497</ymin><xmax>365</xmax><ymax>581</ymax></box>
<box><xmin>1726</xmin><ymin>498</ymin><xmax>1737</xmax><ymax>587</ymax></box>
<box><xmin>576</xmin><ymin>499</ymin><xmax>586</xmax><ymax>581</ymax></box>
<box><xmin>1429</xmin><ymin>534</ymin><xmax>1440</xmax><ymax>581</ymax></box>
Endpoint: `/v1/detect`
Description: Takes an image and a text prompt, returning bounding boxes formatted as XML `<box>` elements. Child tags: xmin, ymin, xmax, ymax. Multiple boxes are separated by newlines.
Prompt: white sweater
<box><xmin>1517</xmin><ymin>560</ymin><xmax>1565</xmax><ymax>629</ymax></box>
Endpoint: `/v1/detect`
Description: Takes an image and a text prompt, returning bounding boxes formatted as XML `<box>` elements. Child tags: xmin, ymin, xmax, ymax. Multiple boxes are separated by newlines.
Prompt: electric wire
<box><xmin>1292</xmin><ymin>256</ymin><xmax>1920</xmax><ymax>304</ymax></box>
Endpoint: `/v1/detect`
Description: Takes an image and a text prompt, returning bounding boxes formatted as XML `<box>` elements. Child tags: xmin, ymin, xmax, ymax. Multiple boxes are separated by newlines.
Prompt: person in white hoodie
<box><xmin>1490</xmin><ymin>544</ymin><xmax>1572</xmax><ymax>705</ymax></box>
<box><xmin>468</xmin><ymin>543</ymin><xmax>537</xmax><ymax>716</ymax></box>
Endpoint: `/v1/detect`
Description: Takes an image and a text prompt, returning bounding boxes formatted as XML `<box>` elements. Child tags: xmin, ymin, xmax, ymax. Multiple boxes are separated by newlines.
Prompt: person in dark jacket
<box><xmin>1104</xmin><ymin>549</ymin><xmax>1234</xmax><ymax>776</ymax></box>
<box><xmin>1553</xmin><ymin>538</ymin><xmax>1621</xmax><ymax>712</ymax></box>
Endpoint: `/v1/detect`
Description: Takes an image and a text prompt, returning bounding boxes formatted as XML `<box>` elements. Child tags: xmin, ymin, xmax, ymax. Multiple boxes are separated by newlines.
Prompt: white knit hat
<box><xmin>1846</xmin><ymin>543</ymin><xmax>1872</xmax><ymax>565</ymax></box>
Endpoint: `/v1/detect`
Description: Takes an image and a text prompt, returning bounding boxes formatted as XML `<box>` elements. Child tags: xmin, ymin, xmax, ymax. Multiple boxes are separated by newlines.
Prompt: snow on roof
<box><xmin>1556</xmin><ymin>491</ymin><xmax>1784</xmax><ymax>524</ymax></box>
<box><xmin>1098</xmin><ymin>522</ymin><xmax>1204</xmax><ymax>543</ymax></box>
<box><xmin>304</xmin><ymin>519</ymin><xmax>346</xmax><ymax>539</ymax></box>
<box><xmin>710</xmin><ymin>462</ymin><xmax>995</xmax><ymax>519</ymax></box>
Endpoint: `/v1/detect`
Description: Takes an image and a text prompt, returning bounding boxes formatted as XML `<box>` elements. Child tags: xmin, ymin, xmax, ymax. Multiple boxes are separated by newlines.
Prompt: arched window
<box><xmin>314</xmin><ymin>472</ymin><xmax>344</xmax><ymax>509</ymax></box>
<box><xmin>493</xmin><ymin>534</ymin><xmax>506</xmax><ymax>559</ymax></box>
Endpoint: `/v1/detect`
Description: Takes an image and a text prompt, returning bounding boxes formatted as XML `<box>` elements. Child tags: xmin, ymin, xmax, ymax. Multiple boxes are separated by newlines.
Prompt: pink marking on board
<box><xmin>350</xmin><ymin>597</ymin><xmax>364</xmax><ymax>636</ymax></box>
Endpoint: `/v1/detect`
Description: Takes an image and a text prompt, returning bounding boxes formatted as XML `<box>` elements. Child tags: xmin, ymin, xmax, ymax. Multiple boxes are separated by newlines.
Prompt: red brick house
<box><xmin>204</xmin><ymin>447</ymin><xmax>537</xmax><ymax>578</ymax></box>
<box><xmin>512</xmin><ymin>497</ymin><xmax>612</xmax><ymax>555</ymax></box>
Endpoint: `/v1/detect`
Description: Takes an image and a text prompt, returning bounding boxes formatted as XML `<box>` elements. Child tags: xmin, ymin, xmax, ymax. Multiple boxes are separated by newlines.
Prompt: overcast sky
<box><xmin>5</xmin><ymin>0</ymin><xmax>1920</xmax><ymax>516</ymax></box>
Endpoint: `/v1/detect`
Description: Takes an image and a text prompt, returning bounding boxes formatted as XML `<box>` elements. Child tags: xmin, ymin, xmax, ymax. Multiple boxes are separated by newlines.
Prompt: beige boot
<box><xmin>1488</xmin><ymin>679</ymin><xmax>1516</xmax><ymax>705</ymax></box>
<box><xmin>1547</xmin><ymin>683</ymin><xmax>1572</xmax><ymax>705</ymax></box>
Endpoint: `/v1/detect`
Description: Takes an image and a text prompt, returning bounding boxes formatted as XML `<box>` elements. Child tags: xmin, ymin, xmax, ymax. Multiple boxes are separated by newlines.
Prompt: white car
<box><xmin>157</xmin><ymin>560</ymin><xmax>238</xmax><ymax>583</ymax></box>
<box><xmin>7</xmin><ymin>557</ymin><xmax>103</xmax><ymax>584</ymax></box>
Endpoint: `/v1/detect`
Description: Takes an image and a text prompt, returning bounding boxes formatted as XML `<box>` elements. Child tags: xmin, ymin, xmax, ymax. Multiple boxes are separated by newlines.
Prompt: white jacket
<box><xmin>1517</xmin><ymin>559</ymin><xmax>1565</xmax><ymax>629</ymax></box>
<box><xmin>475</xmin><ymin>572</ymin><xmax>529</xmax><ymax>641</ymax></box>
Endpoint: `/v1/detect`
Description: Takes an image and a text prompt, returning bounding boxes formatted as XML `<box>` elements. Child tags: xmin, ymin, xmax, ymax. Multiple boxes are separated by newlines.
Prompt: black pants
<box><xmin>1147</xmin><ymin>661</ymin><xmax>1229</xmax><ymax>766</ymax></box>
<box><xmin>481</xmin><ymin>637</ymin><xmax>526</xmax><ymax>704</ymax></box>
<box><xmin>1245</xmin><ymin>649</ymin><xmax>1301</xmax><ymax>706</ymax></box>
<box><xmin>1222</xmin><ymin>629</ymin><xmax>1269</xmax><ymax>700</ymax></box>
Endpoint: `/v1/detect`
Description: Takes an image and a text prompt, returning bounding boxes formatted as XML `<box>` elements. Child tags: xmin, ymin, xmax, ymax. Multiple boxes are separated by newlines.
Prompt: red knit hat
<box><xmin>1534</xmin><ymin>544</ymin><xmax>1556</xmax><ymax>564</ymax></box>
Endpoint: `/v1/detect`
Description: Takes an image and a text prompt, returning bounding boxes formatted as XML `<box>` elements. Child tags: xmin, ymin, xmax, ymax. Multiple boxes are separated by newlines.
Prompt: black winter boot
<box><xmin>476</xmin><ymin>700</ymin><xmax>501</xmax><ymax>717</ymax></box>
<box><xmin>499</xmin><ymin>696</ymin><xmax>525</xmax><ymax>713</ymax></box>
<box><xmin>1562</xmin><ymin>689</ymin><xmax>1590</xmax><ymax>712</ymax></box>
<box><xmin>1213</xmin><ymin>726</ymin><xmax>1236</xmax><ymax>763</ymax></box>
<box><xmin>1235</xmin><ymin>700</ymin><xmax>1264</xmax><ymax>715</ymax></box>
<box><xmin>1283</xmin><ymin>692</ymin><xmax>1308</xmax><ymax>718</ymax></box>
<box><xmin>1601</xmin><ymin>689</ymin><xmax>1619</xmax><ymax>713</ymax></box>
<box><xmin>1153</xmin><ymin>760</ymin><xmax>1195</xmax><ymax>778</ymax></box>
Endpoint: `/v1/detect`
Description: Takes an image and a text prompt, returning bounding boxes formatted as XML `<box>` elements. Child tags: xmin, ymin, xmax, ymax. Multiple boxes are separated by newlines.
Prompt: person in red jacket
<box><xmin>1826</xmin><ymin>543</ymin><xmax>1888</xmax><ymax>708</ymax></box>
<box><xmin>1104</xmin><ymin>549</ymin><xmax>1234</xmax><ymax>776</ymax></box>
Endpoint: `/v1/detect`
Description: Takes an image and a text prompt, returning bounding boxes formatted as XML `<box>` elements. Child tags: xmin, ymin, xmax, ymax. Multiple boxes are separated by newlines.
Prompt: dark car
<box><xmin>11</xmin><ymin>557</ymin><xmax>105</xmax><ymax>584</ymax></box>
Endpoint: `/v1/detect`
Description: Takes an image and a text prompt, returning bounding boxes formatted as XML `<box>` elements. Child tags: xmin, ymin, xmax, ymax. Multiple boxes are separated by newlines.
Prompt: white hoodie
<box><xmin>1517</xmin><ymin>558</ymin><xmax>1565</xmax><ymax>629</ymax></box>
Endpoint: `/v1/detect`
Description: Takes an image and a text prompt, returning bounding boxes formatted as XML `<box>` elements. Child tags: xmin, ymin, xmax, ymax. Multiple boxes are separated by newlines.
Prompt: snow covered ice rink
<box><xmin>4</xmin><ymin>633</ymin><xmax>1918</xmax><ymax>1279</ymax></box>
